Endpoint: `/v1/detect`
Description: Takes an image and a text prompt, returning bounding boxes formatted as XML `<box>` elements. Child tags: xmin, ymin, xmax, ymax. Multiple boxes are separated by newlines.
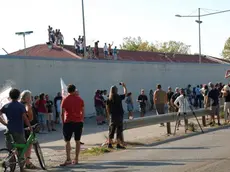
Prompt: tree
<box><xmin>120</xmin><ymin>36</ymin><xmax>191</xmax><ymax>54</ymax></box>
<box><xmin>222</xmin><ymin>37</ymin><xmax>230</xmax><ymax>59</ymax></box>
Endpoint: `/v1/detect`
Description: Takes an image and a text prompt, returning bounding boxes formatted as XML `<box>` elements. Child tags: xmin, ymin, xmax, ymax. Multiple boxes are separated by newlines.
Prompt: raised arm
<box><xmin>122</xmin><ymin>83</ymin><xmax>127</xmax><ymax>96</ymax></box>
<box><xmin>0</xmin><ymin>111</ymin><xmax>7</xmax><ymax>126</ymax></box>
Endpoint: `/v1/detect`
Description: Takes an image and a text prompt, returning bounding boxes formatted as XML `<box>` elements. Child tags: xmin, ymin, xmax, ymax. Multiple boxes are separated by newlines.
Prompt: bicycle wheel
<box><xmin>0</xmin><ymin>148</ymin><xmax>16</xmax><ymax>172</ymax></box>
<box><xmin>33</xmin><ymin>142</ymin><xmax>46</xmax><ymax>170</ymax></box>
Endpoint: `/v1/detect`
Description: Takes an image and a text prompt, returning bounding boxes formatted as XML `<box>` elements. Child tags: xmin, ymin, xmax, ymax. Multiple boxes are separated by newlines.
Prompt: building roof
<box><xmin>64</xmin><ymin>45</ymin><xmax>228</xmax><ymax>64</ymax></box>
<box><xmin>8</xmin><ymin>44</ymin><xmax>229</xmax><ymax>64</ymax></box>
<box><xmin>9</xmin><ymin>44</ymin><xmax>81</xmax><ymax>59</ymax></box>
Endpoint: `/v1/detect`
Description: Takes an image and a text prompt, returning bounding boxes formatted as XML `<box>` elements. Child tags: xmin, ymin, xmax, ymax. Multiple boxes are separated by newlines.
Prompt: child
<box><xmin>0</xmin><ymin>88</ymin><xmax>32</xmax><ymax>150</ymax></box>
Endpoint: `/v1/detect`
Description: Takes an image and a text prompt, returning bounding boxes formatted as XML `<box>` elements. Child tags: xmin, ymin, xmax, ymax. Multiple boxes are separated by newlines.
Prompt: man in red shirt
<box><xmin>60</xmin><ymin>84</ymin><xmax>84</xmax><ymax>166</ymax></box>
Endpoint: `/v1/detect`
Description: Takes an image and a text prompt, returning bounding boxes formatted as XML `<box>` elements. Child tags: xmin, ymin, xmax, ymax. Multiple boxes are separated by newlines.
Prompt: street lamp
<box><xmin>81</xmin><ymin>0</ymin><xmax>86</xmax><ymax>58</ymax></box>
<box><xmin>175</xmin><ymin>8</ymin><xmax>230</xmax><ymax>64</ymax></box>
<box><xmin>15</xmin><ymin>31</ymin><xmax>33</xmax><ymax>49</ymax></box>
<box><xmin>15</xmin><ymin>31</ymin><xmax>33</xmax><ymax>56</ymax></box>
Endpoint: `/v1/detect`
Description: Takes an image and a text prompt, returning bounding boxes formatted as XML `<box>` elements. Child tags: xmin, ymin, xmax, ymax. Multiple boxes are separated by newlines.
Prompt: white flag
<box><xmin>60</xmin><ymin>78</ymin><xmax>68</xmax><ymax>98</ymax></box>
<box><xmin>0</xmin><ymin>87</ymin><xmax>12</xmax><ymax>131</ymax></box>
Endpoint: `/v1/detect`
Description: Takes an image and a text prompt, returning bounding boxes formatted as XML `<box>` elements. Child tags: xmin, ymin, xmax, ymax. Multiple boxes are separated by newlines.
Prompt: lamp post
<box><xmin>15</xmin><ymin>31</ymin><xmax>33</xmax><ymax>55</ymax></box>
<box><xmin>175</xmin><ymin>9</ymin><xmax>230</xmax><ymax>64</ymax></box>
<box><xmin>81</xmin><ymin>0</ymin><xmax>86</xmax><ymax>58</ymax></box>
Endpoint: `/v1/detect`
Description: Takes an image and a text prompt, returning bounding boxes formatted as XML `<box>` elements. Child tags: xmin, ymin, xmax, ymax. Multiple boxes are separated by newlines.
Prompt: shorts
<box><xmin>95</xmin><ymin>106</ymin><xmax>104</xmax><ymax>116</ymax></box>
<box><xmin>127</xmin><ymin>104</ymin><xmax>133</xmax><ymax>112</ymax></box>
<box><xmin>4</xmin><ymin>131</ymin><xmax>26</xmax><ymax>150</ymax></box>
<box><xmin>63</xmin><ymin>122</ymin><xmax>83</xmax><ymax>141</ymax></box>
<box><xmin>210</xmin><ymin>105</ymin><xmax>220</xmax><ymax>116</ymax></box>
<box><xmin>47</xmin><ymin>113</ymin><xmax>54</xmax><ymax>121</ymax></box>
<box><xmin>155</xmin><ymin>104</ymin><xmax>165</xmax><ymax>115</ymax></box>
<box><xmin>38</xmin><ymin>112</ymin><xmax>46</xmax><ymax>125</ymax></box>
<box><xmin>104</xmin><ymin>51</ymin><xmax>108</xmax><ymax>56</ymax></box>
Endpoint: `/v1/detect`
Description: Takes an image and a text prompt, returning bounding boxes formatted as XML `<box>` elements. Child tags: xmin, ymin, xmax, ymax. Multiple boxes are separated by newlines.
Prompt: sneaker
<box><xmin>116</xmin><ymin>144</ymin><xmax>126</xmax><ymax>149</ymax></box>
<box><xmin>108</xmin><ymin>144</ymin><xmax>113</xmax><ymax>149</ymax></box>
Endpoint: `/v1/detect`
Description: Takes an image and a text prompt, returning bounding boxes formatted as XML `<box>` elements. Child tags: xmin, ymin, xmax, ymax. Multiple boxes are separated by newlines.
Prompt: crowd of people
<box><xmin>1</xmin><ymin>80</ymin><xmax>230</xmax><ymax>168</ymax></box>
<box><xmin>47</xmin><ymin>26</ymin><xmax>64</xmax><ymax>47</ymax></box>
<box><xmin>72</xmin><ymin>38</ymin><xmax>119</xmax><ymax>60</ymax></box>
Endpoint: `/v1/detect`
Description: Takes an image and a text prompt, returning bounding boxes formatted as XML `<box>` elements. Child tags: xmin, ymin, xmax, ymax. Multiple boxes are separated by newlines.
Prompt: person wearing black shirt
<box><xmin>46</xmin><ymin>94</ymin><xmax>56</xmax><ymax>131</ymax></box>
<box><xmin>167</xmin><ymin>87</ymin><xmax>174</xmax><ymax>112</ymax></box>
<box><xmin>54</xmin><ymin>92</ymin><xmax>62</xmax><ymax>124</ymax></box>
<box><xmin>137</xmin><ymin>89</ymin><xmax>148</xmax><ymax>117</ymax></box>
<box><xmin>171</xmin><ymin>87</ymin><xmax>180</xmax><ymax>112</ymax></box>
<box><xmin>208</xmin><ymin>83</ymin><xmax>221</xmax><ymax>126</ymax></box>
<box><xmin>106</xmin><ymin>82</ymin><xmax>127</xmax><ymax>149</ymax></box>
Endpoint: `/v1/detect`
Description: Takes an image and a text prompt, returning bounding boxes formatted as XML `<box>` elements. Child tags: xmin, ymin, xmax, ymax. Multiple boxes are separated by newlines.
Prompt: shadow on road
<box><xmin>131</xmin><ymin>146</ymin><xmax>220</xmax><ymax>150</ymax></box>
<box><xmin>50</xmin><ymin>160</ymin><xmax>184</xmax><ymax>171</ymax></box>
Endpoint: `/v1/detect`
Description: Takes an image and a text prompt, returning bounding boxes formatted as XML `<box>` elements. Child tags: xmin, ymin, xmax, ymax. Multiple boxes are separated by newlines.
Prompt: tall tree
<box><xmin>222</xmin><ymin>37</ymin><xmax>230</xmax><ymax>59</ymax></box>
<box><xmin>120</xmin><ymin>37</ymin><xmax>191</xmax><ymax>54</ymax></box>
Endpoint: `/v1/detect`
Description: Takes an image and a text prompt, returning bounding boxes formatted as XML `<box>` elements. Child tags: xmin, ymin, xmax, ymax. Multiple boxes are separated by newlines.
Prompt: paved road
<box><xmin>50</xmin><ymin>127</ymin><xmax>230</xmax><ymax>172</ymax></box>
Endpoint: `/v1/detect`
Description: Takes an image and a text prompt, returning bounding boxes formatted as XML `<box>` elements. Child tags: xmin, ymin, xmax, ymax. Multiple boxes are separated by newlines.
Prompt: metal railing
<box><xmin>123</xmin><ymin>105</ymin><xmax>224</xmax><ymax>134</ymax></box>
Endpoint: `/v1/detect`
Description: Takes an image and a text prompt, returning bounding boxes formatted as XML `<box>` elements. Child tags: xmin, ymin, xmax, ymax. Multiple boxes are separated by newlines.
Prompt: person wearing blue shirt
<box><xmin>194</xmin><ymin>85</ymin><xmax>202</xmax><ymax>108</ymax></box>
<box><xmin>0</xmin><ymin>89</ymin><xmax>32</xmax><ymax>150</ymax></box>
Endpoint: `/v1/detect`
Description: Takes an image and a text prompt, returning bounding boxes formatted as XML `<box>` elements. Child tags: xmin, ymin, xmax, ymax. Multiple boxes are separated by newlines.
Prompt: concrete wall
<box><xmin>0</xmin><ymin>55</ymin><xmax>229</xmax><ymax>116</ymax></box>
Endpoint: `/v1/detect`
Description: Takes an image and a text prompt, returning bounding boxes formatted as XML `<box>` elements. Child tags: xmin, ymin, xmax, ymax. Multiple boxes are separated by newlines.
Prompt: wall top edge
<box><xmin>0</xmin><ymin>55</ymin><xmax>229</xmax><ymax>67</ymax></box>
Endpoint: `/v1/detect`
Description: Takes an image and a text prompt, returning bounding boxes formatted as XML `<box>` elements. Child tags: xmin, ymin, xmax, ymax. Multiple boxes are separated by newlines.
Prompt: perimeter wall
<box><xmin>0</xmin><ymin>55</ymin><xmax>228</xmax><ymax>116</ymax></box>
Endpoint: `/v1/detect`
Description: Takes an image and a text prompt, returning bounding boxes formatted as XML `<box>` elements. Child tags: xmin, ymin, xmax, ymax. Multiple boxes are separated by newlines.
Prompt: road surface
<box><xmin>50</xmin><ymin>127</ymin><xmax>230</xmax><ymax>172</ymax></box>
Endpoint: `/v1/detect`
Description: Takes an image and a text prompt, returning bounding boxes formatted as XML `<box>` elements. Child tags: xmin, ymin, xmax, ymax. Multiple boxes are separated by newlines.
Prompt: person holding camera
<box><xmin>106</xmin><ymin>82</ymin><xmax>127</xmax><ymax>149</ymax></box>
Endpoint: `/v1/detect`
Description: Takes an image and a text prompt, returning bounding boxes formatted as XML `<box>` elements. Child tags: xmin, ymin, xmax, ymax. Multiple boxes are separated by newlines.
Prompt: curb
<box><xmin>146</xmin><ymin>124</ymin><xmax>230</xmax><ymax>147</ymax></box>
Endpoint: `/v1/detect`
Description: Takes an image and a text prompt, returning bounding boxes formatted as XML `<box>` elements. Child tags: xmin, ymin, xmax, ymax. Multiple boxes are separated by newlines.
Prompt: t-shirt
<box><xmin>195</xmin><ymin>87</ymin><xmax>201</xmax><ymax>96</ymax></box>
<box><xmin>138</xmin><ymin>95</ymin><xmax>148</xmax><ymax>108</ymax></box>
<box><xmin>208</xmin><ymin>88</ymin><xmax>219</xmax><ymax>106</ymax></box>
<box><xmin>61</xmin><ymin>94</ymin><xmax>84</xmax><ymax>123</ymax></box>
<box><xmin>54</xmin><ymin>96</ymin><xmax>62</xmax><ymax>113</ymax></box>
<box><xmin>1</xmin><ymin>101</ymin><xmax>26</xmax><ymax>133</ymax></box>
<box><xmin>46</xmin><ymin>100</ymin><xmax>53</xmax><ymax>113</ymax></box>
<box><xmin>171</xmin><ymin>93</ymin><xmax>180</xmax><ymax>105</ymax></box>
<box><xmin>35</xmin><ymin>100</ymin><xmax>47</xmax><ymax>113</ymax></box>
<box><xmin>107</xmin><ymin>94</ymin><xmax>125</xmax><ymax>121</ymax></box>
<box><xmin>94</xmin><ymin>94</ymin><xmax>103</xmax><ymax>107</ymax></box>
<box><xmin>167</xmin><ymin>92</ymin><xmax>174</xmax><ymax>102</ymax></box>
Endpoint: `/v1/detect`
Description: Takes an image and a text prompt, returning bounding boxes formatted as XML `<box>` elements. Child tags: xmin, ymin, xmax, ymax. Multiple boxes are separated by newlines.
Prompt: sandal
<box><xmin>60</xmin><ymin>160</ymin><xmax>72</xmax><ymax>166</ymax></box>
<box><xmin>72</xmin><ymin>160</ymin><xmax>79</xmax><ymax>165</ymax></box>
<box><xmin>25</xmin><ymin>162</ymin><xmax>37</xmax><ymax>169</ymax></box>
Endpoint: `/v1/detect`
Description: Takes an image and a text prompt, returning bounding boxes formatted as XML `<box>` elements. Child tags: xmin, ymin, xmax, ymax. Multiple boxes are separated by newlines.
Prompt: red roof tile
<box><xmin>9</xmin><ymin>44</ymin><xmax>81</xmax><ymax>59</ymax></box>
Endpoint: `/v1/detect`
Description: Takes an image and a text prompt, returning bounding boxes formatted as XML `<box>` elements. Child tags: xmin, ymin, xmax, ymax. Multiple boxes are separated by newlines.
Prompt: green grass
<box><xmin>81</xmin><ymin>147</ymin><xmax>111</xmax><ymax>156</ymax></box>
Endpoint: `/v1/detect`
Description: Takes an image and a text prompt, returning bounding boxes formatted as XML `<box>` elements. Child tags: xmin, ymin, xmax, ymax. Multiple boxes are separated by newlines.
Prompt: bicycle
<box><xmin>0</xmin><ymin>124</ymin><xmax>46</xmax><ymax>172</ymax></box>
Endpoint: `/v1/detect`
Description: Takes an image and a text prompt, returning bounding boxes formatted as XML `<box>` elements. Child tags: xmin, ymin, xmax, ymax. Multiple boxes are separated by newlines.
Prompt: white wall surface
<box><xmin>0</xmin><ymin>55</ymin><xmax>229</xmax><ymax>116</ymax></box>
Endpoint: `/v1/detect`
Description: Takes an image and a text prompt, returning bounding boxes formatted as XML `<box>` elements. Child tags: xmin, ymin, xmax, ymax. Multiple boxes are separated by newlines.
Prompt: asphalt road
<box><xmin>49</xmin><ymin>127</ymin><xmax>230</xmax><ymax>172</ymax></box>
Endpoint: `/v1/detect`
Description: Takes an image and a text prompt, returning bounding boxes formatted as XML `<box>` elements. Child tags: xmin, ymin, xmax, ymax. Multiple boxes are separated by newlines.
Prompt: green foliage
<box><xmin>187</xmin><ymin>122</ymin><xmax>198</xmax><ymax>132</ymax></box>
<box><xmin>222</xmin><ymin>37</ymin><xmax>230</xmax><ymax>59</ymax></box>
<box><xmin>81</xmin><ymin>147</ymin><xmax>111</xmax><ymax>156</ymax></box>
<box><xmin>120</xmin><ymin>36</ymin><xmax>191</xmax><ymax>54</ymax></box>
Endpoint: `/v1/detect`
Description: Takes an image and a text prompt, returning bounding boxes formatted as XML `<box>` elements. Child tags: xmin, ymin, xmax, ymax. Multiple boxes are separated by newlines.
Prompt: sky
<box><xmin>0</xmin><ymin>0</ymin><xmax>230</xmax><ymax>57</ymax></box>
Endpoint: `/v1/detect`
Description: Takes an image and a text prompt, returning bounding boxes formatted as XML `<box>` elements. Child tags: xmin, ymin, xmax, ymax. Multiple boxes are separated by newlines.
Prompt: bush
<box><xmin>187</xmin><ymin>122</ymin><xmax>198</xmax><ymax>132</ymax></box>
<box><xmin>220</xmin><ymin>111</ymin><xmax>225</xmax><ymax>119</ymax></box>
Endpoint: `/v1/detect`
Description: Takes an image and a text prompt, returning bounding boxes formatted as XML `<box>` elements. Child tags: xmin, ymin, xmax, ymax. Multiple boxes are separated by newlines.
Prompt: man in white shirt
<box><xmin>174</xmin><ymin>89</ymin><xmax>190</xmax><ymax>130</ymax></box>
<box><xmin>104</xmin><ymin>43</ymin><xmax>108</xmax><ymax>59</ymax></box>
